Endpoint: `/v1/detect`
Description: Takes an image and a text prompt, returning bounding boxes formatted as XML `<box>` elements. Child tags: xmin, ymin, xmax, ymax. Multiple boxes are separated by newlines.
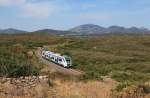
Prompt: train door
<box><xmin>58</xmin><ymin>58</ymin><xmax>62</xmax><ymax>63</ymax></box>
<box><xmin>55</xmin><ymin>57</ymin><xmax>58</xmax><ymax>63</ymax></box>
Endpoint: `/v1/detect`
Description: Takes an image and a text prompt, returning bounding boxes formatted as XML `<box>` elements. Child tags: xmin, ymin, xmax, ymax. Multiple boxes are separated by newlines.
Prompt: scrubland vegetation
<box><xmin>0</xmin><ymin>34</ymin><xmax>65</xmax><ymax>77</ymax></box>
<box><xmin>1</xmin><ymin>34</ymin><xmax>150</xmax><ymax>98</ymax></box>
<box><xmin>51</xmin><ymin>35</ymin><xmax>150</xmax><ymax>90</ymax></box>
<box><xmin>1</xmin><ymin>34</ymin><xmax>150</xmax><ymax>82</ymax></box>
<box><xmin>49</xmin><ymin>35</ymin><xmax>150</xmax><ymax>98</ymax></box>
<box><xmin>0</xmin><ymin>45</ymin><xmax>40</xmax><ymax>77</ymax></box>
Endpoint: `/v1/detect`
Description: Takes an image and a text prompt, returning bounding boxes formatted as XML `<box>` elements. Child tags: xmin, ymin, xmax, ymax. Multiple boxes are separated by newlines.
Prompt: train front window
<box><xmin>63</xmin><ymin>55</ymin><xmax>72</xmax><ymax>66</ymax></box>
<box><xmin>66</xmin><ymin>59</ymin><xmax>71</xmax><ymax>63</ymax></box>
<box><xmin>65</xmin><ymin>57</ymin><xmax>71</xmax><ymax>64</ymax></box>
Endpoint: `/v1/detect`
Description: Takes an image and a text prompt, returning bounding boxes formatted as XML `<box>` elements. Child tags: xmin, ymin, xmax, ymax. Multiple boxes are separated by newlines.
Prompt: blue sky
<box><xmin>0</xmin><ymin>0</ymin><xmax>150</xmax><ymax>31</ymax></box>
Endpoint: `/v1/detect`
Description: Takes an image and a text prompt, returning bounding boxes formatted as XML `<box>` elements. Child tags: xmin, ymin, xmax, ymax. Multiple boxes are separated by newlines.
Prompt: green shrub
<box><xmin>80</xmin><ymin>71</ymin><xmax>103</xmax><ymax>81</ymax></box>
<box><xmin>115</xmin><ymin>82</ymin><xmax>131</xmax><ymax>92</ymax></box>
<box><xmin>0</xmin><ymin>46</ymin><xmax>40</xmax><ymax>77</ymax></box>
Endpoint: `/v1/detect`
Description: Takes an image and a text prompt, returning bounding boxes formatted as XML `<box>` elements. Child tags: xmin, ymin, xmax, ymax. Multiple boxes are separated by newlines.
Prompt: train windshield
<box><xmin>64</xmin><ymin>55</ymin><xmax>72</xmax><ymax>65</ymax></box>
<box><xmin>66</xmin><ymin>58</ymin><xmax>71</xmax><ymax>63</ymax></box>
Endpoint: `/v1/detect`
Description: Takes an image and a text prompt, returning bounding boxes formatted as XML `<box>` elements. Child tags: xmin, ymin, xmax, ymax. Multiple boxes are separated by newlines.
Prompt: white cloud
<box><xmin>0</xmin><ymin>0</ymin><xmax>62</xmax><ymax>18</ymax></box>
<box><xmin>0</xmin><ymin>0</ymin><xmax>25</xmax><ymax>6</ymax></box>
<box><xmin>21</xmin><ymin>2</ymin><xmax>56</xmax><ymax>18</ymax></box>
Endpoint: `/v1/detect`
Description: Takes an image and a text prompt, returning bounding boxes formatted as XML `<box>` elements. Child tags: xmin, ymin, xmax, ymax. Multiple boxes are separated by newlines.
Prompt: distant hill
<box><xmin>0</xmin><ymin>24</ymin><xmax>150</xmax><ymax>35</ymax></box>
<box><xmin>0</xmin><ymin>28</ymin><xmax>27</xmax><ymax>34</ymax></box>
<box><xmin>31</xmin><ymin>29</ymin><xmax>71</xmax><ymax>35</ymax></box>
<box><xmin>69</xmin><ymin>24</ymin><xmax>150</xmax><ymax>35</ymax></box>
<box><xmin>69</xmin><ymin>24</ymin><xmax>106</xmax><ymax>34</ymax></box>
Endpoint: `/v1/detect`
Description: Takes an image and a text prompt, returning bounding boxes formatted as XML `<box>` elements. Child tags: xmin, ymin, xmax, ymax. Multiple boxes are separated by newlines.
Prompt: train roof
<box><xmin>43</xmin><ymin>50</ymin><xmax>71</xmax><ymax>59</ymax></box>
<box><xmin>63</xmin><ymin>55</ymin><xmax>71</xmax><ymax>59</ymax></box>
<box><xmin>44</xmin><ymin>50</ymin><xmax>63</xmax><ymax>58</ymax></box>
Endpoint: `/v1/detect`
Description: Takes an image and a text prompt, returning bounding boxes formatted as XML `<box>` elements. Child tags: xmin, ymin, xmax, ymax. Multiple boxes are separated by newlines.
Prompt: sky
<box><xmin>0</xmin><ymin>0</ymin><xmax>150</xmax><ymax>31</ymax></box>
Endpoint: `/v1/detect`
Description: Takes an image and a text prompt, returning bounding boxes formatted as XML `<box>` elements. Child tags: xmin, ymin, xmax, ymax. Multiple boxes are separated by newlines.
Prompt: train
<box><xmin>42</xmin><ymin>50</ymin><xmax>72</xmax><ymax>67</ymax></box>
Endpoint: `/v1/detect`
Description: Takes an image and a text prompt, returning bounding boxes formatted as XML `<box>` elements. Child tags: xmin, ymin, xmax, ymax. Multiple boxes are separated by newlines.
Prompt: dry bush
<box><xmin>112</xmin><ymin>81</ymin><xmax>150</xmax><ymax>98</ymax></box>
<box><xmin>47</xmin><ymin>77</ymin><xmax>116</xmax><ymax>98</ymax></box>
<box><xmin>0</xmin><ymin>82</ymin><xmax>24</xmax><ymax>97</ymax></box>
<box><xmin>112</xmin><ymin>85</ymin><xmax>144</xmax><ymax>98</ymax></box>
<box><xmin>0</xmin><ymin>77</ymin><xmax>117</xmax><ymax>98</ymax></box>
<box><xmin>0</xmin><ymin>79</ymin><xmax>50</xmax><ymax>98</ymax></box>
<box><xmin>34</xmin><ymin>83</ymin><xmax>48</xmax><ymax>98</ymax></box>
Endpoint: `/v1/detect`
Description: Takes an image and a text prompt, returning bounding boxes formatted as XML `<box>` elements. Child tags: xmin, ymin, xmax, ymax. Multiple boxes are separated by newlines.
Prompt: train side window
<box><xmin>51</xmin><ymin>57</ymin><xmax>54</xmax><ymax>59</ymax></box>
<box><xmin>59</xmin><ymin>59</ymin><xmax>62</xmax><ymax>62</ymax></box>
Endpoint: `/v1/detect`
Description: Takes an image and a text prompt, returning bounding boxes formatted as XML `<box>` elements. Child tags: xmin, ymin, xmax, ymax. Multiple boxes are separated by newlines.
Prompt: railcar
<box><xmin>42</xmin><ymin>50</ymin><xmax>72</xmax><ymax>67</ymax></box>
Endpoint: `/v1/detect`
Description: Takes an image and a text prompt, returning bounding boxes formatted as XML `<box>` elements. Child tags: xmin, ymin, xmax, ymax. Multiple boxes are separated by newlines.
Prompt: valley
<box><xmin>0</xmin><ymin>34</ymin><xmax>150</xmax><ymax>98</ymax></box>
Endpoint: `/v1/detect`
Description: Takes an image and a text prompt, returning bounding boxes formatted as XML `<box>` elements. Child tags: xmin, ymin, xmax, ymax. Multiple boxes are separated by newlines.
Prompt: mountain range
<box><xmin>0</xmin><ymin>24</ymin><xmax>150</xmax><ymax>35</ymax></box>
<box><xmin>0</xmin><ymin>28</ymin><xmax>27</xmax><ymax>34</ymax></box>
<box><xmin>69</xmin><ymin>24</ymin><xmax>150</xmax><ymax>34</ymax></box>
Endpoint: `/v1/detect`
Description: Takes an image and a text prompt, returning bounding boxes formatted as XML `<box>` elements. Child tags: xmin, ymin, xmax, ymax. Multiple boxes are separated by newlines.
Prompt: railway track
<box><xmin>36</xmin><ymin>48</ymin><xmax>83</xmax><ymax>76</ymax></box>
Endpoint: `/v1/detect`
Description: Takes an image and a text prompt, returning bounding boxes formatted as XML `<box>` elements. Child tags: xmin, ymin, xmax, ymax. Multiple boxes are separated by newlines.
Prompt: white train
<box><xmin>42</xmin><ymin>50</ymin><xmax>72</xmax><ymax>67</ymax></box>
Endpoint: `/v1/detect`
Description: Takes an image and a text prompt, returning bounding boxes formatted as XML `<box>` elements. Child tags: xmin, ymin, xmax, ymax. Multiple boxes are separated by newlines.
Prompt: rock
<box><xmin>1</xmin><ymin>78</ymin><xmax>7</xmax><ymax>83</ymax></box>
<box><xmin>25</xmin><ymin>76</ymin><xmax>29</xmax><ymax>80</ymax></box>
<box><xmin>27</xmin><ymin>51</ymin><xmax>34</xmax><ymax>58</ymax></box>
<box><xmin>39</xmin><ymin>76</ymin><xmax>44</xmax><ymax>80</ymax></box>
<box><xmin>20</xmin><ymin>79</ymin><xmax>26</xmax><ymax>83</ymax></box>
